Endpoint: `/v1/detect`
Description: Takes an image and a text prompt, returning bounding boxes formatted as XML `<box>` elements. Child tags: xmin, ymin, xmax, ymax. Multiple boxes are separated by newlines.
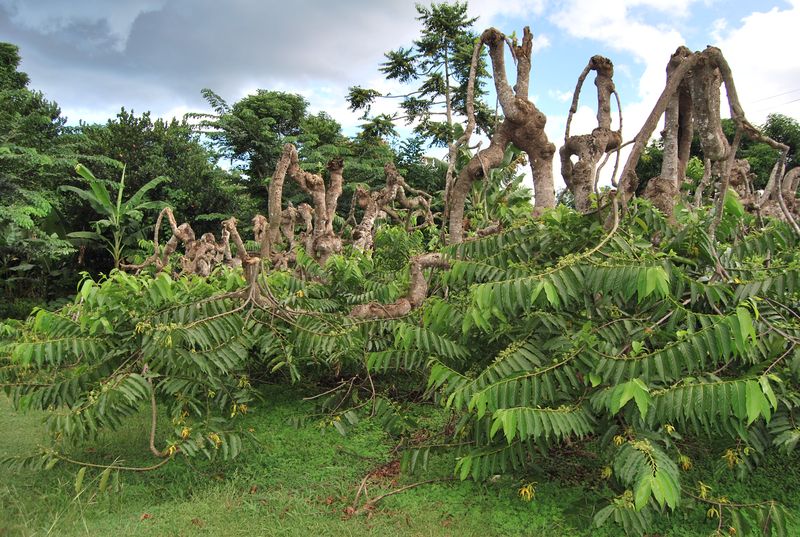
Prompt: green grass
<box><xmin>2</xmin><ymin>386</ymin><xmax>799</xmax><ymax>536</ymax></box>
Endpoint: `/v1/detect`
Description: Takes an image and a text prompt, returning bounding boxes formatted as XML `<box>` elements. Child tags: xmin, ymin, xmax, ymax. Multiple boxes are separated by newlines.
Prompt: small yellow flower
<box><xmin>600</xmin><ymin>466</ymin><xmax>613</xmax><ymax>479</ymax></box>
<box><xmin>664</xmin><ymin>424</ymin><xmax>676</xmax><ymax>434</ymax></box>
<box><xmin>238</xmin><ymin>403</ymin><xmax>248</xmax><ymax>415</ymax></box>
<box><xmin>706</xmin><ymin>506</ymin><xmax>720</xmax><ymax>519</ymax></box>
<box><xmin>698</xmin><ymin>481</ymin><xmax>712</xmax><ymax>499</ymax></box>
<box><xmin>722</xmin><ymin>448</ymin><xmax>741</xmax><ymax>469</ymax></box>
<box><xmin>518</xmin><ymin>482</ymin><xmax>536</xmax><ymax>502</ymax></box>
<box><xmin>166</xmin><ymin>444</ymin><xmax>177</xmax><ymax>456</ymax></box>
<box><xmin>180</xmin><ymin>427</ymin><xmax>191</xmax><ymax>440</ymax></box>
<box><xmin>295</xmin><ymin>289</ymin><xmax>305</xmax><ymax>298</ymax></box>
<box><xmin>613</xmin><ymin>435</ymin><xmax>625</xmax><ymax>446</ymax></box>
<box><xmin>679</xmin><ymin>454</ymin><xmax>693</xmax><ymax>471</ymax></box>
<box><xmin>208</xmin><ymin>432</ymin><xmax>222</xmax><ymax>448</ymax></box>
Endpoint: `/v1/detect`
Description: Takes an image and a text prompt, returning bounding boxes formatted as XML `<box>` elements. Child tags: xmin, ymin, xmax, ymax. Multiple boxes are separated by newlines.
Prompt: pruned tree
<box><xmin>448</xmin><ymin>26</ymin><xmax>555</xmax><ymax>244</ymax></box>
<box><xmin>266</xmin><ymin>144</ymin><xmax>344</xmax><ymax>264</ymax></box>
<box><xmin>350</xmin><ymin>163</ymin><xmax>435</xmax><ymax>252</ymax></box>
<box><xmin>123</xmin><ymin>207</ymin><xmax>237</xmax><ymax>277</ymax></box>
<box><xmin>619</xmin><ymin>46</ymin><xmax>797</xmax><ymax>234</ymax></box>
<box><xmin>560</xmin><ymin>55</ymin><xmax>622</xmax><ymax>212</ymax></box>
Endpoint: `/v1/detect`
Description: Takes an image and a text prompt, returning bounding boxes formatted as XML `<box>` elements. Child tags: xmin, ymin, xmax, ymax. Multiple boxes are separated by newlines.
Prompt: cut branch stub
<box><xmin>325</xmin><ymin>157</ymin><xmax>344</xmax><ymax>235</ymax></box>
<box><xmin>352</xmin><ymin>185</ymin><xmax>378</xmax><ymax>251</ymax></box>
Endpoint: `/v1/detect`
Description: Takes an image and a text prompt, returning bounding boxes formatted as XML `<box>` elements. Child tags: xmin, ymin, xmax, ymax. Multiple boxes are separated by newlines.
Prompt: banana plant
<box><xmin>466</xmin><ymin>144</ymin><xmax>533</xmax><ymax>229</ymax></box>
<box><xmin>63</xmin><ymin>164</ymin><xmax>169</xmax><ymax>269</ymax></box>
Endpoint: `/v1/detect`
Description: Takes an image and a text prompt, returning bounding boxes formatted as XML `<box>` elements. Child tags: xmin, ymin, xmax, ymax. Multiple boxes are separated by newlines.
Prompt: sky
<box><xmin>2</xmin><ymin>0</ymin><xmax>799</xmax><ymax>188</ymax></box>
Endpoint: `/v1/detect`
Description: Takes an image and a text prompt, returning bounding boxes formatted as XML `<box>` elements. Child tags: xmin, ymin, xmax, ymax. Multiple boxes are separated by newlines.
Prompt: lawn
<box><xmin>2</xmin><ymin>385</ymin><xmax>798</xmax><ymax>536</ymax></box>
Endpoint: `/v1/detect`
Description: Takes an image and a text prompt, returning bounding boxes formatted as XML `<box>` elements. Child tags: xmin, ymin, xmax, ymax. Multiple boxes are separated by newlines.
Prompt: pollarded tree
<box><xmin>448</xmin><ymin>26</ymin><xmax>556</xmax><ymax>243</ymax></box>
<box><xmin>560</xmin><ymin>55</ymin><xmax>622</xmax><ymax>213</ymax></box>
<box><xmin>619</xmin><ymin>46</ymin><xmax>796</xmax><ymax>235</ymax></box>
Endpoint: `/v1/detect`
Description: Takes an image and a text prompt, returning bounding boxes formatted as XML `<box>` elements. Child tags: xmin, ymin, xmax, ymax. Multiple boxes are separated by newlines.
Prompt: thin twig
<box><xmin>50</xmin><ymin>451</ymin><xmax>172</xmax><ymax>472</ymax></box>
<box><xmin>353</xmin><ymin>478</ymin><xmax>453</xmax><ymax>515</ymax></box>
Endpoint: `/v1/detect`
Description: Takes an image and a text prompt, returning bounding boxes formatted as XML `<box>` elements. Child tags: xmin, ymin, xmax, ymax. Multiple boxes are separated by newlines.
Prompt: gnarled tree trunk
<box><xmin>267</xmin><ymin>143</ymin><xmax>344</xmax><ymax>264</ymax></box>
<box><xmin>560</xmin><ymin>55</ymin><xmax>622</xmax><ymax>212</ymax></box>
<box><xmin>620</xmin><ymin>46</ymin><xmax>795</xmax><ymax>232</ymax></box>
<box><xmin>448</xmin><ymin>26</ymin><xmax>555</xmax><ymax>244</ymax></box>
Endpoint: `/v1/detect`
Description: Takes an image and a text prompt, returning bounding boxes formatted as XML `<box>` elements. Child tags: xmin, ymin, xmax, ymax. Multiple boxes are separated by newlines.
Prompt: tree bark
<box><xmin>448</xmin><ymin>26</ymin><xmax>555</xmax><ymax>244</ymax></box>
<box><xmin>560</xmin><ymin>56</ymin><xmax>622</xmax><ymax>212</ymax></box>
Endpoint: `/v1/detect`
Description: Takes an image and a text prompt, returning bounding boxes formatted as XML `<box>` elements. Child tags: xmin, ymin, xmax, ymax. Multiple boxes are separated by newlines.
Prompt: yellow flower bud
<box><xmin>518</xmin><ymin>482</ymin><xmax>536</xmax><ymax>502</ymax></box>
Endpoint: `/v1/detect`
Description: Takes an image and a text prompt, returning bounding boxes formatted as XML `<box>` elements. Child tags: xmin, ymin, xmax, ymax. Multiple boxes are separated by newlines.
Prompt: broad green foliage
<box><xmin>1</xmin><ymin>269</ymin><xmax>254</xmax><ymax>465</ymax></box>
<box><xmin>63</xmin><ymin>164</ymin><xmax>168</xmax><ymax>269</ymax></box>
<box><xmin>75</xmin><ymin>108</ymin><xmax>251</xmax><ymax>233</ymax></box>
<box><xmin>0</xmin><ymin>43</ymin><xmax>79</xmax><ymax>303</ymax></box>
<box><xmin>0</xmin><ymin>231</ymin><xmax>457</xmax><ymax>463</ymax></box>
<box><xmin>3</xmin><ymin>197</ymin><xmax>800</xmax><ymax>535</ymax></box>
<box><xmin>399</xmin><ymin>202</ymin><xmax>799</xmax><ymax>536</ymax></box>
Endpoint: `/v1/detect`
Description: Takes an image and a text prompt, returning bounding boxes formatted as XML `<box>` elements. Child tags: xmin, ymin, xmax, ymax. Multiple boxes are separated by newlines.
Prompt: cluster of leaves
<box><xmin>63</xmin><ymin>164</ymin><xmax>168</xmax><ymax>269</ymax></box>
<box><xmin>0</xmin><ymin>226</ymin><xmax>445</xmax><ymax>462</ymax></box>
<box><xmin>386</xmin><ymin>200</ymin><xmax>800</xmax><ymax>535</ymax></box>
<box><xmin>0</xmin><ymin>269</ymin><xmax>256</xmax><ymax>468</ymax></box>
<box><xmin>4</xmin><ymin>173</ymin><xmax>800</xmax><ymax>536</ymax></box>
<box><xmin>0</xmin><ymin>43</ymin><xmax>78</xmax><ymax>302</ymax></box>
<box><xmin>76</xmin><ymin>107</ymin><xmax>252</xmax><ymax>235</ymax></box>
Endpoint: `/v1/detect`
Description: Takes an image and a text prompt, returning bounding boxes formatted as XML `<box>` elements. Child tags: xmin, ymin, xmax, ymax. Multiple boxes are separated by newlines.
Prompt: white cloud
<box><xmin>549</xmin><ymin>1</ymin><xmax>687</xmax><ymax>100</ymax></box>
<box><xmin>710</xmin><ymin>17</ymin><xmax>727</xmax><ymax>43</ymax></box>
<box><xmin>534</xmin><ymin>33</ymin><xmax>551</xmax><ymax>51</ymax></box>
<box><xmin>549</xmin><ymin>89</ymin><xmax>573</xmax><ymax>103</ymax></box>
<box><xmin>712</xmin><ymin>2</ymin><xmax>800</xmax><ymax>123</ymax></box>
<box><xmin>626</xmin><ymin>0</ymin><xmax>697</xmax><ymax>17</ymax></box>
